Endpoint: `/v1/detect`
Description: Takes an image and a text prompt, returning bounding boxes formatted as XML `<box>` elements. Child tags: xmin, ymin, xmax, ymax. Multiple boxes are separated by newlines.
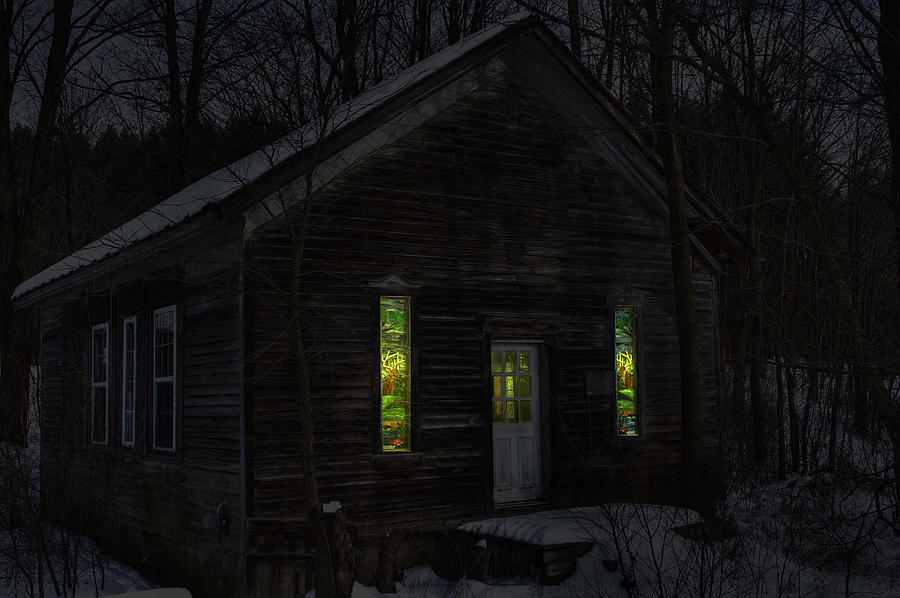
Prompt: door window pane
<box><xmin>506</xmin><ymin>401</ymin><xmax>518</xmax><ymax>423</ymax></box>
<box><xmin>505</xmin><ymin>351</ymin><xmax>516</xmax><ymax>373</ymax></box>
<box><xmin>493</xmin><ymin>401</ymin><xmax>505</xmax><ymax>423</ymax></box>
<box><xmin>520</xmin><ymin>400</ymin><xmax>532</xmax><ymax>422</ymax></box>
<box><xmin>519</xmin><ymin>376</ymin><xmax>532</xmax><ymax>398</ymax></box>
<box><xmin>505</xmin><ymin>375</ymin><xmax>516</xmax><ymax>398</ymax></box>
<box><xmin>493</xmin><ymin>375</ymin><xmax>503</xmax><ymax>398</ymax></box>
<box><xmin>519</xmin><ymin>351</ymin><xmax>530</xmax><ymax>372</ymax></box>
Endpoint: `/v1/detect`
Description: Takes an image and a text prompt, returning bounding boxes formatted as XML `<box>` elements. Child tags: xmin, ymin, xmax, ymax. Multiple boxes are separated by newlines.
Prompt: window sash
<box><xmin>91</xmin><ymin>323</ymin><xmax>109</xmax><ymax>445</ymax></box>
<box><xmin>152</xmin><ymin>306</ymin><xmax>177</xmax><ymax>451</ymax></box>
<box><xmin>121</xmin><ymin>316</ymin><xmax>137</xmax><ymax>446</ymax></box>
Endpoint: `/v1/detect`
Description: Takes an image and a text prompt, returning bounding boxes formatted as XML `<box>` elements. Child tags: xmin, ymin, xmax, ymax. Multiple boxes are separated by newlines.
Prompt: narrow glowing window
<box><xmin>615</xmin><ymin>306</ymin><xmax>638</xmax><ymax>436</ymax></box>
<box><xmin>380</xmin><ymin>296</ymin><xmax>410</xmax><ymax>452</ymax></box>
<box><xmin>91</xmin><ymin>323</ymin><xmax>109</xmax><ymax>445</ymax></box>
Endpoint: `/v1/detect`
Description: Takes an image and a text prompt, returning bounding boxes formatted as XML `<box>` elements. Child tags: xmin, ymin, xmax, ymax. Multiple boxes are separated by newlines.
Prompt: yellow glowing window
<box><xmin>381</xmin><ymin>297</ymin><xmax>411</xmax><ymax>451</ymax></box>
<box><xmin>616</xmin><ymin>306</ymin><xmax>638</xmax><ymax>436</ymax></box>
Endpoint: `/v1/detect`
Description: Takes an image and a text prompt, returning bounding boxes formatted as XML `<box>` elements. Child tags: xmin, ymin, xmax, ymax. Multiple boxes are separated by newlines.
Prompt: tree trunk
<box><xmin>784</xmin><ymin>364</ymin><xmax>800</xmax><ymax>472</ymax></box>
<box><xmin>859</xmin><ymin>372</ymin><xmax>900</xmax><ymax>534</ymax></box>
<box><xmin>412</xmin><ymin>0</ymin><xmax>430</xmax><ymax>63</ymax></box>
<box><xmin>163</xmin><ymin>0</ymin><xmax>186</xmax><ymax>190</ymax></box>
<box><xmin>876</xmin><ymin>0</ymin><xmax>900</xmax><ymax>300</ymax></box>
<box><xmin>644</xmin><ymin>0</ymin><xmax>704</xmax><ymax>509</ymax></box>
<box><xmin>291</xmin><ymin>240</ymin><xmax>336</xmax><ymax>598</ymax></box>
<box><xmin>2</xmin><ymin>0</ymin><xmax>73</xmax><ymax>444</ymax></box>
<box><xmin>827</xmin><ymin>371</ymin><xmax>843</xmax><ymax>471</ymax></box>
<box><xmin>567</xmin><ymin>0</ymin><xmax>581</xmax><ymax>57</ymax></box>
<box><xmin>850</xmin><ymin>370</ymin><xmax>869</xmax><ymax>438</ymax></box>
<box><xmin>731</xmin><ymin>310</ymin><xmax>747</xmax><ymax>425</ymax></box>
<box><xmin>336</xmin><ymin>0</ymin><xmax>359</xmax><ymax>101</ymax></box>
<box><xmin>801</xmin><ymin>367</ymin><xmax>818</xmax><ymax>473</ymax></box>
<box><xmin>775</xmin><ymin>356</ymin><xmax>786</xmax><ymax>479</ymax></box>
<box><xmin>749</xmin><ymin>314</ymin><xmax>764</xmax><ymax>467</ymax></box>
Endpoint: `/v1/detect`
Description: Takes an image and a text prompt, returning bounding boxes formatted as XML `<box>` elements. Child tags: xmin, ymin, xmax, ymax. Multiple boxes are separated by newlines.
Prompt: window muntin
<box><xmin>91</xmin><ymin>323</ymin><xmax>109</xmax><ymax>445</ymax></box>
<box><xmin>153</xmin><ymin>306</ymin><xmax>177</xmax><ymax>451</ymax></box>
<box><xmin>615</xmin><ymin>306</ymin><xmax>639</xmax><ymax>436</ymax></box>
<box><xmin>121</xmin><ymin>316</ymin><xmax>137</xmax><ymax>446</ymax></box>
<box><xmin>380</xmin><ymin>296</ymin><xmax>411</xmax><ymax>452</ymax></box>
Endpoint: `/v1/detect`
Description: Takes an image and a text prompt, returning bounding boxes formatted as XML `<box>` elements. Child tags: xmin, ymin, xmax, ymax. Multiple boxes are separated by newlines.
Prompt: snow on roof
<box><xmin>12</xmin><ymin>12</ymin><xmax>533</xmax><ymax>302</ymax></box>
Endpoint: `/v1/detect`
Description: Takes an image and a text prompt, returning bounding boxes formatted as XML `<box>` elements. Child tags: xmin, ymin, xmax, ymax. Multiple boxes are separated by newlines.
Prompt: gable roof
<box><xmin>12</xmin><ymin>12</ymin><xmax>750</xmax><ymax>307</ymax></box>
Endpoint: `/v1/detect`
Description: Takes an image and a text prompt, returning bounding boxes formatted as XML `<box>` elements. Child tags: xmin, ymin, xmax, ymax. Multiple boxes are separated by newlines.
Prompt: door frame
<box><xmin>488</xmin><ymin>340</ymin><xmax>544</xmax><ymax>505</ymax></box>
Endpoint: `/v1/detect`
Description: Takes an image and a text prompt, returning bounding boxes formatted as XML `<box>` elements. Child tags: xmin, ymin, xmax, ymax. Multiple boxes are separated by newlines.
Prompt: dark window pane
<box><xmin>155</xmin><ymin>381</ymin><xmax>175</xmax><ymax>449</ymax></box>
<box><xmin>92</xmin><ymin>387</ymin><xmax>107</xmax><ymax>443</ymax></box>
<box><xmin>155</xmin><ymin>343</ymin><xmax>172</xmax><ymax>377</ymax></box>
<box><xmin>92</xmin><ymin>328</ymin><xmax>107</xmax><ymax>383</ymax></box>
<box><xmin>123</xmin><ymin>385</ymin><xmax>135</xmax><ymax>444</ymax></box>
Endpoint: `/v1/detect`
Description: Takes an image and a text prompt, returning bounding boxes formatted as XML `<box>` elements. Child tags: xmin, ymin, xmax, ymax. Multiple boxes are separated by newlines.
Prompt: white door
<box><xmin>491</xmin><ymin>343</ymin><xmax>541</xmax><ymax>503</ymax></box>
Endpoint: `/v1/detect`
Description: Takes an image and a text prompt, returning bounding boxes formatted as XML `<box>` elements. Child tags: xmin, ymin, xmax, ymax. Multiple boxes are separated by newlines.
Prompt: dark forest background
<box><xmin>1</xmin><ymin>0</ymin><xmax>898</xmax><ymax>522</ymax></box>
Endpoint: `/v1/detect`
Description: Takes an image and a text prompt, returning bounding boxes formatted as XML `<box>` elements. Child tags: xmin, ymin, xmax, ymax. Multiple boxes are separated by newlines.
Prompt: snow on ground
<box><xmin>0</xmin><ymin>530</ymin><xmax>157</xmax><ymax>598</ymax></box>
<box><xmin>104</xmin><ymin>589</ymin><xmax>192</xmax><ymax>598</ymax></box>
<box><xmin>321</xmin><ymin>498</ymin><xmax>898</xmax><ymax>598</ymax></box>
<box><xmin>3</xmin><ymin>498</ymin><xmax>897</xmax><ymax>598</ymax></box>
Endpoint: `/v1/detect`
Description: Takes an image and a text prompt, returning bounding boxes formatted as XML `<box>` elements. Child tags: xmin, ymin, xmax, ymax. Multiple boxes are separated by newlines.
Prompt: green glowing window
<box><xmin>381</xmin><ymin>296</ymin><xmax>411</xmax><ymax>452</ymax></box>
<box><xmin>615</xmin><ymin>306</ymin><xmax>638</xmax><ymax>436</ymax></box>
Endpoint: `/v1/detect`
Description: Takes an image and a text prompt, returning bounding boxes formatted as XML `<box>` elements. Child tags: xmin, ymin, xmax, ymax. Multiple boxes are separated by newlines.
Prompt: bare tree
<box><xmin>1</xmin><ymin>0</ymin><xmax>132</xmax><ymax>442</ymax></box>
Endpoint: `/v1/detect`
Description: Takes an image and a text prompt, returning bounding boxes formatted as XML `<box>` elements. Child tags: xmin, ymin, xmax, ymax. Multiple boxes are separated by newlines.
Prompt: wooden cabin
<box><xmin>12</xmin><ymin>14</ymin><xmax>747</xmax><ymax>598</ymax></box>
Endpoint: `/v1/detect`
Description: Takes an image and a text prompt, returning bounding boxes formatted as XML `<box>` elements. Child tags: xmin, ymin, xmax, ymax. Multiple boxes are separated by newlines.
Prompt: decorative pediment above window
<box><xmin>368</xmin><ymin>274</ymin><xmax>421</xmax><ymax>295</ymax></box>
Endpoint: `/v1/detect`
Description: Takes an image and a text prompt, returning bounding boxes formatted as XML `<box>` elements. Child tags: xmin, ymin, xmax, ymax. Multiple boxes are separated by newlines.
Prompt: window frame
<box><xmin>90</xmin><ymin>322</ymin><xmax>109</xmax><ymax>445</ymax></box>
<box><xmin>614</xmin><ymin>304</ymin><xmax>642</xmax><ymax>437</ymax></box>
<box><xmin>379</xmin><ymin>295</ymin><xmax>413</xmax><ymax>453</ymax></box>
<box><xmin>152</xmin><ymin>305</ymin><xmax>177</xmax><ymax>452</ymax></box>
<box><xmin>121</xmin><ymin>315</ymin><xmax>137</xmax><ymax>447</ymax></box>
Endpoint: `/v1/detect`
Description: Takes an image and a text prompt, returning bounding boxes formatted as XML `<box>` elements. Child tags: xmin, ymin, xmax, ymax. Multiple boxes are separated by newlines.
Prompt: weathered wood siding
<box><xmin>38</xmin><ymin>222</ymin><xmax>245</xmax><ymax>598</ymax></box>
<box><xmin>246</xmin><ymin>61</ymin><xmax>723</xmax><ymax>551</ymax></box>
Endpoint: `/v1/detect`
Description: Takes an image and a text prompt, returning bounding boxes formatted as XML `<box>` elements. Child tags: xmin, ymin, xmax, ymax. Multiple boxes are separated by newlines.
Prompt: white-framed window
<box><xmin>153</xmin><ymin>305</ymin><xmax>177</xmax><ymax>451</ymax></box>
<box><xmin>91</xmin><ymin>323</ymin><xmax>109</xmax><ymax>445</ymax></box>
<box><xmin>121</xmin><ymin>316</ymin><xmax>137</xmax><ymax>446</ymax></box>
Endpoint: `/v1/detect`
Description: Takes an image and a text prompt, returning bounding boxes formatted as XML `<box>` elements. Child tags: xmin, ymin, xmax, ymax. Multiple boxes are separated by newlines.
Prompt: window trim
<box><xmin>152</xmin><ymin>305</ymin><xmax>177</xmax><ymax>452</ymax></box>
<box><xmin>90</xmin><ymin>322</ymin><xmax>109</xmax><ymax>445</ymax></box>
<box><xmin>121</xmin><ymin>315</ymin><xmax>137</xmax><ymax>447</ymax></box>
